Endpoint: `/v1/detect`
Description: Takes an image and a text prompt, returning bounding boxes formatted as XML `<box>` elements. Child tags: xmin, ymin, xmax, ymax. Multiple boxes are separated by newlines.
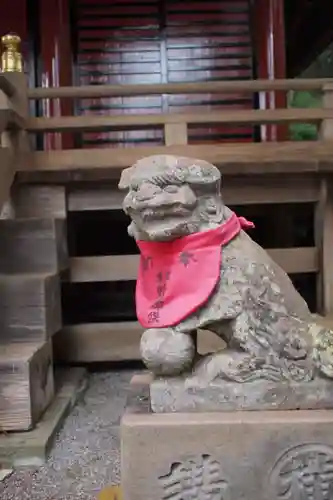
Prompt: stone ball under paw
<box><xmin>140</xmin><ymin>328</ymin><xmax>195</xmax><ymax>376</ymax></box>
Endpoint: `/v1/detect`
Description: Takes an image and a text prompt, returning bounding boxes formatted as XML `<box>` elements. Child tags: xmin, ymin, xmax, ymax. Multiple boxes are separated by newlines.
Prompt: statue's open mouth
<box><xmin>140</xmin><ymin>207</ymin><xmax>192</xmax><ymax>221</ymax></box>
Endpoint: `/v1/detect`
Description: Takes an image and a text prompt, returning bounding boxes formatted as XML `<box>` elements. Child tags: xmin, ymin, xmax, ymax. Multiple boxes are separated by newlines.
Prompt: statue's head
<box><xmin>118</xmin><ymin>155</ymin><xmax>224</xmax><ymax>241</ymax></box>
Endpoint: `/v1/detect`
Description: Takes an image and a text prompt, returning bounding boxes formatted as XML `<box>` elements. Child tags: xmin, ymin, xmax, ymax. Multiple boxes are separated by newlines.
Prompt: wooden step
<box><xmin>0</xmin><ymin>368</ymin><xmax>87</xmax><ymax>467</ymax></box>
<box><xmin>0</xmin><ymin>218</ymin><xmax>68</xmax><ymax>273</ymax></box>
<box><xmin>53</xmin><ymin>322</ymin><xmax>142</xmax><ymax>363</ymax></box>
<box><xmin>53</xmin><ymin>322</ymin><xmax>225</xmax><ymax>363</ymax></box>
<box><xmin>69</xmin><ymin>248</ymin><xmax>318</xmax><ymax>284</ymax></box>
<box><xmin>12</xmin><ymin>185</ymin><xmax>66</xmax><ymax>219</ymax></box>
<box><xmin>54</xmin><ymin>316</ymin><xmax>333</xmax><ymax>365</ymax></box>
<box><xmin>0</xmin><ymin>273</ymin><xmax>61</xmax><ymax>342</ymax></box>
<box><xmin>0</xmin><ymin>340</ymin><xmax>54</xmax><ymax>431</ymax></box>
<box><xmin>66</xmin><ymin>175</ymin><xmax>320</xmax><ymax>213</ymax></box>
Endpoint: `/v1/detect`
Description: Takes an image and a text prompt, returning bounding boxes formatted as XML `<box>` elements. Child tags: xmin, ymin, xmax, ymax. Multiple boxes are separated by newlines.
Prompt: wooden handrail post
<box><xmin>1</xmin><ymin>33</ymin><xmax>23</xmax><ymax>73</ymax></box>
<box><xmin>0</xmin><ymin>33</ymin><xmax>29</xmax><ymax>215</ymax></box>
<box><xmin>1</xmin><ymin>33</ymin><xmax>28</xmax><ymax>121</ymax></box>
<box><xmin>315</xmin><ymin>84</ymin><xmax>333</xmax><ymax>316</ymax></box>
<box><xmin>164</xmin><ymin>122</ymin><xmax>188</xmax><ymax>146</ymax></box>
<box><xmin>320</xmin><ymin>84</ymin><xmax>333</xmax><ymax>141</ymax></box>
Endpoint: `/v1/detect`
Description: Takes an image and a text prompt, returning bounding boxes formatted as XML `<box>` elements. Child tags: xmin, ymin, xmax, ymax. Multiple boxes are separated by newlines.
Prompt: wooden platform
<box><xmin>17</xmin><ymin>141</ymin><xmax>333</xmax><ymax>183</ymax></box>
<box><xmin>0</xmin><ymin>368</ymin><xmax>87</xmax><ymax>468</ymax></box>
<box><xmin>53</xmin><ymin>324</ymin><xmax>226</xmax><ymax>363</ymax></box>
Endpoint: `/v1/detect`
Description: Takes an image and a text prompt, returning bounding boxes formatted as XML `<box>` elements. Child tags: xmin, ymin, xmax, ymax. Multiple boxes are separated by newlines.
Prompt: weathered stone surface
<box><xmin>121</xmin><ymin>402</ymin><xmax>333</xmax><ymax>500</ymax></box>
<box><xmin>118</xmin><ymin>155</ymin><xmax>333</xmax><ymax>397</ymax></box>
<box><xmin>140</xmin><ymin>328</ymin><xmax>196</xmax><ymax>375</ymax></box>
<box><xmin>150</xmin><ymin>375</ymin><xmax>333</xmax><ymax>413</ymax></box>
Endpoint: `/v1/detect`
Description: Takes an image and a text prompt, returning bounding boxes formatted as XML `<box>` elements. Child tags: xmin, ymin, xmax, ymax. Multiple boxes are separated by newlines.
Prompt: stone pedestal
<box><xmin>150</xmin><ymin>376</ymin><xmax>333</xmax><ymax>413</ymax></box>
<box><xmin>121</xmin><ymin>400</ymin><xmax>333</xmax><ymax>500</ymax></box>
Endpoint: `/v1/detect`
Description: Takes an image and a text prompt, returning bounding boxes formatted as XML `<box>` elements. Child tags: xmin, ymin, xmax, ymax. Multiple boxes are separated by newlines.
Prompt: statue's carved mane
<box><xmin>118</xmin><ymin>155</ymin><xmax>221</xmax><ymax>191</ymax></box>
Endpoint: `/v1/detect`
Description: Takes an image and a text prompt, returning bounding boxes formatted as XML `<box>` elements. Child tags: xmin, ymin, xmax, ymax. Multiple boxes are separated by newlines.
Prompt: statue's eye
<box><xmin>164</xmin><ymin>185</ymin><xmax>179</xmax><ymax>194</ymax></box>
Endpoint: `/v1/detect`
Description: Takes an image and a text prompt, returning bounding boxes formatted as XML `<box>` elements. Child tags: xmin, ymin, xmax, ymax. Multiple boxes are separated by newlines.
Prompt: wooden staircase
<box><xmin>0</xmin><ymin>68</ymin><xmax>85</xmax><ymax>464</ymax></box>
<box><xmin>0</xmin><ymin>187</ymin><xmax>86</xmax><ymax>467</ymax></box>
<box><xmin>0</xmin><ymin>200</ymin><xmax>68</xmax><ymax>431</ymax></box>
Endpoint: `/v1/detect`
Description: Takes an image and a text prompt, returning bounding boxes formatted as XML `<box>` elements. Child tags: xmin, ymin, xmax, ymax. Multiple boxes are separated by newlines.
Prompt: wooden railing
<box><xmin>14</xmin><ymin>78</ymin><xmax>333</xmax><ymax>181</ymax></box>
<box><xmin>1</xmin><ymin>73</ymin><xmax>333</xmax><ymax>182</ymax></box>
<box><xmin>1</xmin><ymin>33</ymin><xmax>333</xmax><ymax>185</ymax></box>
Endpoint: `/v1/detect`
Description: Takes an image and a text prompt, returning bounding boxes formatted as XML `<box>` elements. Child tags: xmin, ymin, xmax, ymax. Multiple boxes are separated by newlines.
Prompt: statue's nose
<box><xmin>177</xmin><ymin>185</ymin><xmax>196</xmax><ymax>207</ymax></box>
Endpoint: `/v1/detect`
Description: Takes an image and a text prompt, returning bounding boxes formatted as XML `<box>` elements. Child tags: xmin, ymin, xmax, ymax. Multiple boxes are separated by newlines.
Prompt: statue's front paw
<box><xmin>140</xmin><ymin>328</ymin><xmax>195</xmax><ymax>376</ymax></box>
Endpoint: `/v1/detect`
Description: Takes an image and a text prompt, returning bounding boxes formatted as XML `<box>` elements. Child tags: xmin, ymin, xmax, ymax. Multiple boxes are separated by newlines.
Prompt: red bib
<box><xmin>136</xmin><ymin>213</ymin><xmax>254</xmax><ymax>328</ymax></box>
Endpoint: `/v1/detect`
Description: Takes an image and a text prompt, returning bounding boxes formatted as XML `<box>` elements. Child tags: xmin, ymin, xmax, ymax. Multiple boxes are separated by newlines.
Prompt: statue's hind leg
<box><xmin>189</xmin><ymin>312</ymin><xmax>272</xmax><ymax>384</ymax></box>
<box><xmin>203</xmin><ymin>311</ymin><xmax>266</xmax><ymax>357</ymax></box>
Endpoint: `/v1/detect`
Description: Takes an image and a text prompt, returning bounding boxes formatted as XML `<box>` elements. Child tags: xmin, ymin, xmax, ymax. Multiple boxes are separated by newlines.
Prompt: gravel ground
<box><xmin>0</xmin><ymin>370</ymin><xmax>135</xmax><ymax>500</ymax></box>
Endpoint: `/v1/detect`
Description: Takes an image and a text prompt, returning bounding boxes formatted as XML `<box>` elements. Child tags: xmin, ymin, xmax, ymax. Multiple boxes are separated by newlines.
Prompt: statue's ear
<box><xmin>118</xmin><ymin>166</ymin><xmax>133</xmax><ymax>190</ymax></box>
<box><xmin>205</xmin><ymin>196</ymin><xmax>220</xmax><ymax>213</ymax></box>
<box><xmin>202</xmin><ymin>195</ymin><xmax>223</xmax><ymax>221</ymax></box>
<box><xmin>128</xmin><ymin>221</ymin><xmax>139</xmax><ymax>239</ymax></box>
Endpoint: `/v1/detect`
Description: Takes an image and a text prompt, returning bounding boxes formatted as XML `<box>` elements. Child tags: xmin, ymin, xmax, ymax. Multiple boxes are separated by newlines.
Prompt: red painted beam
<box><xmin>253</xmin><ymin>0</ymin><xmax>287</xmax><ymax>141</ymax></box>
<box><xmin>0</xmin><ymin>0</ymin><xmax>27</xmax><ymax>55</ymax></box>
<box><xmin>39</xmin><ymin>0</ymin><xmax>74</xmax><ymax>149</ymax></box>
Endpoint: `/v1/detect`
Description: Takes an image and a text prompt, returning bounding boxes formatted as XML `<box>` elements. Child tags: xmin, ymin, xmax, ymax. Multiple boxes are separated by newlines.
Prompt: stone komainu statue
<box><xmin>119</xmin><ymin>154</ymin><xmax>333</xmax><ymax>385</ymax></box>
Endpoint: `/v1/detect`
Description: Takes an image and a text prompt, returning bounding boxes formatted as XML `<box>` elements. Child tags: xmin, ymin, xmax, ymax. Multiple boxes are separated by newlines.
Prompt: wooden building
<box><xmin>1</xmin><ymin>0</ymin><xmax>333</xmax><ymax>462</ymax></box>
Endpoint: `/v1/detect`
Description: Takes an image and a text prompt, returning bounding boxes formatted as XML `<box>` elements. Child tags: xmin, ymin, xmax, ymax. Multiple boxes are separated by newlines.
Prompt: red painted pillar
<box><xmin>0</xmin><ymin>0</ymin><xmax>27</xmax><ymax>54</ymax></box>
<box><xmin>254</xmin><ymin>0</ymin><xmax>287</xmax><ymax>141</ymax></box>
<box><xmin>39</xmin><ymin>0</ymin><xmax>73</xmax><ymax>149</ymax></box>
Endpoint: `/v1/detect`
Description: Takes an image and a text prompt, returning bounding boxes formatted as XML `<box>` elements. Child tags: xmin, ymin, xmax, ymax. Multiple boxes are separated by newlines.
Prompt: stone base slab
<box><xmin>121</xmin><ymin>403</ymin><xmax>333</xmax><ymax>500</ymax></box>
<box><xmin>150</xmin><ymin>376</ymin><xmax>333</xmax><ymax>413</ymax></box>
